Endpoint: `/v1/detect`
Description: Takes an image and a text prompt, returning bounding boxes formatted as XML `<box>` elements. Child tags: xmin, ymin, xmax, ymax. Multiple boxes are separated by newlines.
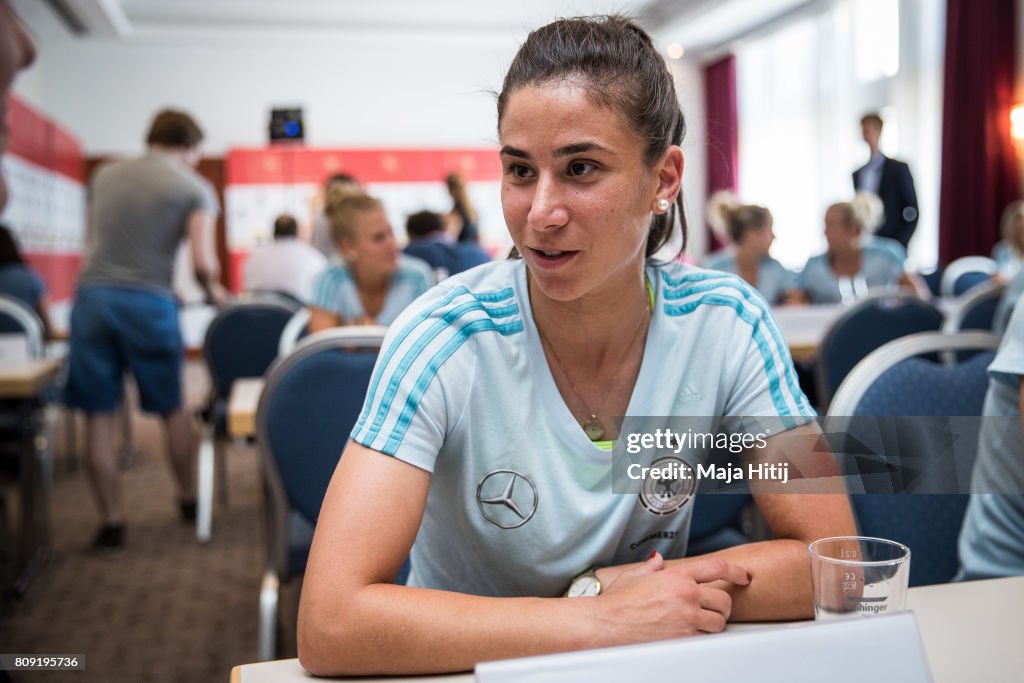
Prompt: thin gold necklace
<box><xmin>537</xmin><ymin>300</ymin><xmax>651</xmax><ymax>441</ymax></box>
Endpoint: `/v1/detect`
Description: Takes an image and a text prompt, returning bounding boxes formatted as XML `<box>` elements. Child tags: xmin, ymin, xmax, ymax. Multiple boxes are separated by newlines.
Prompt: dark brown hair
<box><xmin>0</xmin><ymin>224</ymin><xmax>24</xmax><ymax>265</ymax></box>
<box><xmin>146</xmin><ymin>109</ymin><xmax>204</xmax><ymax>149</ymax></box>
<box><xmin>497</xmin><ymin>15</ymin><xmax>686</xmax><ymax>259</ymax></box>
<box><xmin>406</xmin><ymin>210</ymin><xmax>444</xmax><ymax>239</ymax></box>
<box><xmin>860</xmin><ymin>113</ymin><xmax>884</xmax><ymax>129</ymax></box>
<box><xmin>273</xmin><ymin>214</ymin><xmax>298</xmax><ymax>239</ymax></box>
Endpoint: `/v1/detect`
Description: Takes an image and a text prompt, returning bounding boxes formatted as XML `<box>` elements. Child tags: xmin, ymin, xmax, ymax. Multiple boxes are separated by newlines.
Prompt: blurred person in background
<box><xmin>0</xmin><ymin>224</ymin><xmax>53</xmax><ymax>337</ymax></box>
<box><xmin>310</xmin><ymin>172</ymin><xmax>361</xmax><ymax>259</ymax></box>
<box><xmin>65</xmin><ymin>109</ymin><xmax>227</xmax><ymax>549</ymax></box>
<box><xmin>308</xmin><ymin>192</ymin><xmax>433</xmax><ymax>331</ymax></box>
<box><xmin>852</xmin><ymin>113</ymin><xmax>918</xmax><ymax>249</ymax></box>
<box><xmin>445</xmin><ymin>172</ymin><xmax>480</xmax><ymax>243</ymax></box>
<box><xmin>243</xmin><ymin>213</ymin><xmax>326</xmax><ymax>302</ymax></box>
<box><xmin>992</xmin><ymin>201</ymin><xmax>1024</xmax><ymax>281</ymax></box>
<box><xmin>0</xmin><ymin>0</ymin><xmax>35</xmax><ymax>210</ymax></box>
<box><xmin>404</xmin><ymin>209</ymin><xmax>490</xmax><ymax>280</ymax></box>
<box><xmin>796</xmin><ymin>193</ymin><xmax>926</xmax><ymax>304</ymax></box>
<box><xmin>701</xmin><ymin>192</ymin><xmax>798</xmax><ymax>305</ymax></box>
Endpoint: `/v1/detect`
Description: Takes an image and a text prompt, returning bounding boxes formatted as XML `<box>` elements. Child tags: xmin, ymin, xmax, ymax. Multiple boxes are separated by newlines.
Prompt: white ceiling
<box><xmin>16</xmin><ymin>0</ymin><xmax>821</xmax><ymax>55</ymax></box>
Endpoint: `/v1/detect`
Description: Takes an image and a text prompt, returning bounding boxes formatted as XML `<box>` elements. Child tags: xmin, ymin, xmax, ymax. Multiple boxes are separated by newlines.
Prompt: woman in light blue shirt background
<box><xmin>796</xmin><ymin>193</ymin><xmax>927</xmax><ymax>304</ymax></box>
<box><xmin>700</xmin><ymin>192</ymin><xmax>797</xmax><ymax>305</ymax></box>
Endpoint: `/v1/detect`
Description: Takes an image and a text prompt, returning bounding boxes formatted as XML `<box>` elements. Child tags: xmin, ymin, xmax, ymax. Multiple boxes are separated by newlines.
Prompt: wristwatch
<box><xmin>566</xmin><ymin>567</ymin><xmax>602</xmax><ymax>597</ymax></box>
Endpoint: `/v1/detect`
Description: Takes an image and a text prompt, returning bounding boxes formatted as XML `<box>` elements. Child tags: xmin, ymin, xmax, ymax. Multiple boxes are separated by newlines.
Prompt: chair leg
<box><xmin>215</xmin><ymin>435</ymin><xmax>229</xmax><ymax>505</ymax></box>
<box><xmin>259</xmin><ymin>570</ymin><xmax>280</xmax><ymax>661</ymax></box>
<box><xmin>196</xmin><ymin>423</ymin><xmax>215</xmax><ymax>543</ymax></box>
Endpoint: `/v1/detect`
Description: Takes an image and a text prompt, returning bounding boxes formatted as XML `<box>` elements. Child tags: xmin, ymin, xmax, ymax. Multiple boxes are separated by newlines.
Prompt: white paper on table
<box><xmin>476</xmin><ymin>611</ymin><xmax>932</xmax><ymax>683</ymax></box>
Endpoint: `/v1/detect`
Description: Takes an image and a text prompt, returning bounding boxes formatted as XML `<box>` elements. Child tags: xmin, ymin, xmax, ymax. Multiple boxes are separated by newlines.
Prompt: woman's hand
<box><xmin>592</xmin><ymin>552</ymin><xmax>750</xmax><ymax>644</ymax></box>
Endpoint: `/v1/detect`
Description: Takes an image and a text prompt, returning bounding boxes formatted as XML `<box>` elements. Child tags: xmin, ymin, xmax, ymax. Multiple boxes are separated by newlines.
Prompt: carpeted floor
<box><xmin>1</xmin><ymin>362</ymin><xmax>293</xmax><ymax>683</ymax></box>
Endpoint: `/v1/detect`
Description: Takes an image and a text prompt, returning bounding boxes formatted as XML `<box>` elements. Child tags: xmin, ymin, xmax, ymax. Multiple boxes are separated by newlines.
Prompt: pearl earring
<box><xmin>656</xmin><ymin>198</ymin><xmax>670</xmax><ymax>212</ymax></box>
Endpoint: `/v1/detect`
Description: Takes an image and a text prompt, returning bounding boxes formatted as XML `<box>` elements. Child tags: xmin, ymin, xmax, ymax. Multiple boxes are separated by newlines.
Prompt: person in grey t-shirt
<box><xmin>66</xmin><ymin>109</ymin><xmax>227</xmax><ymax>549</ymax></box>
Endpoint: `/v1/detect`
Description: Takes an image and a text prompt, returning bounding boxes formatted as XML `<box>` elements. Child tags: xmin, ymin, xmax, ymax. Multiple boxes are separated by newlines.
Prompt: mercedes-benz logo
<box><xmin>476</xmin><ymin>469</ymin><xmax>539</xmax><ymax>529</ymax></box>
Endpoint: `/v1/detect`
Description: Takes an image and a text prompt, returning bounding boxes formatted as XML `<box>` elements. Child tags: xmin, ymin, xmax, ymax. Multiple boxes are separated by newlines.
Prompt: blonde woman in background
<box><xmin>796</xmin><ymin>192</ymin><xmax>926</xmax><ymax>304</ymax></box>
<box><xmin>701</xmin><ymin>192</ymin><xmax>798</xmax><ymax>305</ymax></box>
<box><xmin>992</xmin><ymin>201</ymin><xmax>1024</xmax><ymax>281</ymax></box>
<box><xmin>308</xmin><ymin>193</ymin><xmax>434</xmax><ymax>331</ymax></box>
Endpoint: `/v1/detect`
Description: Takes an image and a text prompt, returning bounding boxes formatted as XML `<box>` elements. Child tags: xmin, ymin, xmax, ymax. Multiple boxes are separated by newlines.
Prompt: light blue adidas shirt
<box><xmin>797</xmin><ymin>245</ymin><xmax>903</xmax><ymax>304</ymax></box>
<box><xmin>700</xmin><ymin>250</ymin><xmax>796</xmax><ymax>306</ymax></box>
<box><xmin>351</xmin><ymin>259</ymin><xmax>814</xmax><ymax>597</ymax></box>
<box><xmin>957</xmin><ymin>297</ymin><xmax>1024</xmax><ymax>580</ymax></box>
<box><xmin>310</xmin><ymin>254</ymin><xmax>434</xmax><ymax>325</ymax></box>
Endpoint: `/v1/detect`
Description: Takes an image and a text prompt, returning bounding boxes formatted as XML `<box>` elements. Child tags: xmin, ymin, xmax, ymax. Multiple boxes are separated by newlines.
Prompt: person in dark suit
<box><xmin>852</xmin><ymin>113</ymin><xmax>918</xmax><ymax>249</ymax></box>
<box><xmin>404</xmin><ymin>210</ymin><xmax>490</xmax><ymax>279</ymax></box>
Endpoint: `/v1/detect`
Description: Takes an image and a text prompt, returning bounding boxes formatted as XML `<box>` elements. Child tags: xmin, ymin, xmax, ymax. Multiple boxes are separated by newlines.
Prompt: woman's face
<box><xmin>499</xmin><ymin>82</ymin><xmax>680</xmax><ymax>303</ymax></box>
<box><xmin>824</xmin><ymin>207</ymin><xmax>858</xmax><ymax>253</ymax></box>
<box><xmin>341</xmin><ymin>206</ymin><xmax>399</xmax><ymax>278</ymax></box>
<box><xmin>1012</xmin><ymin>214</ymin><xmax>1024</xmax><ymax>253</ymax></box>
<box><xmin>743</xmin><ymin>218</ymin><xmax>775</xmax><ymax>256</ymax></box>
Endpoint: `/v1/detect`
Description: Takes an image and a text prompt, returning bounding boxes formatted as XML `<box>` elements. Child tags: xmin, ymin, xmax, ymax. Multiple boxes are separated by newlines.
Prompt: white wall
<box><xmin>12</xmin><ymin>14</ymin><xmax>519</xmax><ymax>155</ymax></box>
<box><xmin>670</xmin><ymin>57</ymin><xmax>709</xmax><ymax>260</ymax></box>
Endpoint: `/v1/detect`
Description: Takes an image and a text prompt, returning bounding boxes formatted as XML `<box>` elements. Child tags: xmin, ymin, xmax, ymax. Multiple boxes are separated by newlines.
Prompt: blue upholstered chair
<box><xmin>816</xmin><ymin>294</ymin><xmax>945</xmax><ymax>410</ymax></box>
<box><xmin>940</xmin><ymin>256</ymin><xmax>997</xmax><ymax>298</ymax></box>
<box><xmin>686</xmin><ymin>493</ymin><xmax>753</xmax><ymax>556</ymax></box>
<box><xmin>827</xmin><ymin>331</ymin><xmax>1000</xmax><ymax>586</ymax></box>
<box><xmin>256</xmin><ymin>326</ymin><xmax>402</xmax><ymax>660</ymax></box>
<box><xmin>0</xmin><ymin>294</ymin><xmax>44</xmax><ymax>358</ymax></box>
<box><xmin>196</xmin><ymin>293</ymin><xmax>300</xmax><ymax>540</ymax></box>
<box><xmin>942</xmin><ymin>281</ymin><xmax>1005</xmax><ymax>333</ymax></box>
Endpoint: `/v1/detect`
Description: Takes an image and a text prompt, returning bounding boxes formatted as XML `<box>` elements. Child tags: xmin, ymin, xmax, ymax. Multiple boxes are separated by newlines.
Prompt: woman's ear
<box><xmin>654</xmin><ymin>145</ymin><xmax>684</xmax><ymax>205</ymax></box>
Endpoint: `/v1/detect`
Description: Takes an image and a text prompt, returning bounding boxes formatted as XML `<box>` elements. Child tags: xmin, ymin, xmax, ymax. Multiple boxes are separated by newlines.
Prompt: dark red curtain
<box><xmin>704</xmin><ymin>55</ymin><xmax>738</xmax><ymax>251</ymax></box>
<box><xmin>938</xmin><ymin>0</ymin><xmax>1020</xmax><ymax>263</ymax></box>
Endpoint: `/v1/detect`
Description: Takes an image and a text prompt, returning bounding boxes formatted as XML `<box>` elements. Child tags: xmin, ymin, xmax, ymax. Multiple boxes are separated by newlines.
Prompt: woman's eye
<box><xmin>568</xmin><ymin>161</ymin><xmax>596</xmax><ymax>176</ymax></box>
<box><xmin>506</xmin><ymin>164</ymin><xmax>534</xmax><ymax>179</ymax></box>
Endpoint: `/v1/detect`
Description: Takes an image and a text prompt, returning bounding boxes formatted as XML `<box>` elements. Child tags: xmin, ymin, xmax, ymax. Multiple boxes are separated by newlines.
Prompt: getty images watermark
<box><xmin>623</xmin><ymin>428</ymin><xmax>787</xmax><ymax>485</ymax></box>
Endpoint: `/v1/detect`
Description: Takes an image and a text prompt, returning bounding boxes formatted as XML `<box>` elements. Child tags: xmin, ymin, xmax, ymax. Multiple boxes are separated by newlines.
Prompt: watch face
<box><xmin>568</xmin><ymin>576</ymin><xmax>600</xmax><ymax>597</ymax></box>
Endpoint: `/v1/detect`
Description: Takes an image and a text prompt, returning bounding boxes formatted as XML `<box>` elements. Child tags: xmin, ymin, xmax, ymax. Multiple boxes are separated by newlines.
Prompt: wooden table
<box><xmin>228</xmin><ymin>378</ymin><xmax>265</xmax><ymax>439</ymax></box>
<box><xmin>231</xmin><ymin>576</ymin><xmax>1024</xmax><ymax>682</ymax></box>
<box><xmin>0</xmin><ymin>358</ymin><xmax>62</xmax><ymax>595</ymax></box>
<box><xmin>772</xmin><ymin>304</ymin><xmax>844</xmax><ymax>363</ymax></box>
<box><xmin>0</xmin><ymin>358</ymin><xmax>61</xmax><ymax>398</ymax></box>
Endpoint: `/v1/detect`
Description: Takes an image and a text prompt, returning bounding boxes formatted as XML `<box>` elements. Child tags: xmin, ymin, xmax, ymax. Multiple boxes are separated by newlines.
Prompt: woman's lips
<box><xmin>528</xmin><ymin>247</ymin><xmax>578</xmax><ymax>269</ymax></box>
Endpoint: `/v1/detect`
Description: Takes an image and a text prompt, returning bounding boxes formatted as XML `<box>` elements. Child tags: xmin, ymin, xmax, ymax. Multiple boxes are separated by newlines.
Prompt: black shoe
<box><xmin>179</xmin><ymin>499</ymin><xmax>197</xmax><ymax>523</ymax></box>
<box><xmin>92</xmin><ymin>524</ymin><xmax>124</xmax><ymax>550</ymax></box>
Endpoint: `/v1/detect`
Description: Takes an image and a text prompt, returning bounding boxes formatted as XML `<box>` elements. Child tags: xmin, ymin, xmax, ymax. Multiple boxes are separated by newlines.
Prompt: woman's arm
<box><xmin>307</xmin><ymin>305</ymin><xmax>342</xmax><ymax>333</ymax></box>
<box><xmin>899</xmin><ymin>270</ymin><xmax>930</xmax><ymax>299</ymax></box>
<box><xmin>592</xmin><ymin>424</ymin><xmax>857</xmax><ymax>622</ymax></box>
<box><xmin>297</xmin><ymin>441</ymin><xmax>750</xmax><ymax>676</ymax></box>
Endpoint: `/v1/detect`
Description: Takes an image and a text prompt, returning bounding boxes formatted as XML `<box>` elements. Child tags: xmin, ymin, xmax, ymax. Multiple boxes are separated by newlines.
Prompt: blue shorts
<box><xmin>65</xmin><ymin>285</ymin><xmax>184</xmax><ymax>414</ymax></box>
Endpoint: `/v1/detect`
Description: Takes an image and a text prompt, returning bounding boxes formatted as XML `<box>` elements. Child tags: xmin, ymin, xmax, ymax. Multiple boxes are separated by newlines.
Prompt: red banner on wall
<box><xmin>226</xmin><ymin>147</ymin><xmax>502</xmax><ymax>185</ymax></box>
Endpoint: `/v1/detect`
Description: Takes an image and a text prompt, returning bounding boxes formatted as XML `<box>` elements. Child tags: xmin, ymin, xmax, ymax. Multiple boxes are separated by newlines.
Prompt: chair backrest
<box><xmin>942</xmin><ymin>281</ymin><xmax>1005</xmax><ymax>334</ymax></box>
<box><xmin>278</xmin><ymin>308</ymin><xmax>311</xmax><ymax>357</ymax></box>
<box><xmin>940</xmin><ymin>256</ymin><xmax>997</xmax><ymax>297</ymax></box>
<box><xmin>202</xmin><ymin>297</ymin><xmax>300</xmax><ymax>398</ymax></box>
<box><xmin>816</xmin><ymin>294</ymin><xmax>944</xmax><ymax>409</ymax></box>
<box><xmin>919</xmin><ymin>267</ymin><xmax>944</xmax><ymax>298</ymax></box>
<box><xmin>257</xmin><ymin>327</ymin><xmax>386</xmax><ymax>578</ymax></box>
<box><xmin>827</xmin><ymin>331</ymin><xmax>1000</xmax><ymax>586</ymax></box>
<box><xmin>0</xmin><ymin>294</ymin><xmax>44</xmax><ymax>359</ymax></box>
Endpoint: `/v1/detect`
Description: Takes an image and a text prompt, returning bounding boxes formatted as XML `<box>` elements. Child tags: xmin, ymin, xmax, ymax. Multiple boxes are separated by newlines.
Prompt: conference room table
<box><xmin>0</xmin><ymin>357</ymin><xmax>62</xmax><ymax>595</ymax></box>
<box><xmin>230</xmin><ymin>575</ymin><xmax>1023</xmax><ymax>682</ymax></box>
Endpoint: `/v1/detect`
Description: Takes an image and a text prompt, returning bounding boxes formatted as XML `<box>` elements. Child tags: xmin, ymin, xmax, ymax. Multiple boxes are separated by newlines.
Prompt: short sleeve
<box><xmin>28</xmin><ymin>270</ymin><xmax>46</xmax><ymax>299</ymax></box>
<box><xmin>194</xmin><ymin>177</ymin><xmax>220</xmax><ymax>216</ymax></box>
<box><xmin>989</xmin><ymin>297</ymin><xmax>1024</xmax><ymax>388</ymax></box>
<box><xmin>311</xmin><ymin>267</ymin><xmax>355</xmax><ymax>319</ymax></box>
<box><xmin>723</xmin><ymin>297</ymin><xmax>816</xmax><ymax>425</ymax></box>
<box><xmin>350</xmin><ymin>285</ymin><xmax>471</xmax><ymax>471</ymax></box>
